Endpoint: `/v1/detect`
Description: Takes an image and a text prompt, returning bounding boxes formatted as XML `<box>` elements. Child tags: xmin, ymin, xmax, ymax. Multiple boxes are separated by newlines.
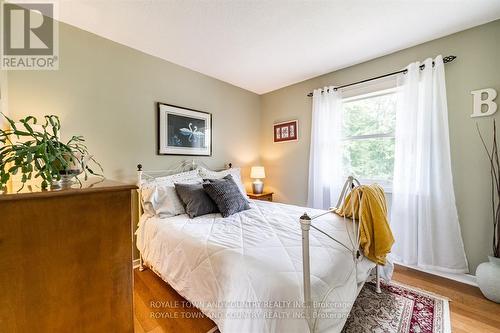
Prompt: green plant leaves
<box><xmin>0</xmin><ymin>113</ymin><xmax>103</xmax><ymax>191</ymax></box>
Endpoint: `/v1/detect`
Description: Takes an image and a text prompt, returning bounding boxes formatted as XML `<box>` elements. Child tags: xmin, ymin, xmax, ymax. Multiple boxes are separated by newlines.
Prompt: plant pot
<box><xmin>476</xmin><ymin>256</ymin><xmax>500</xmax><ymax>303</ymax></box>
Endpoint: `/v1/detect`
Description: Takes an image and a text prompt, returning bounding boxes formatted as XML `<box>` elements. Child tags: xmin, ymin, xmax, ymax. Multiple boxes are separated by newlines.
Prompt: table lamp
<box><xmin>250</xmin><ymin>166</ymin><xmax>266</xmax><ymax>194</ymax></box>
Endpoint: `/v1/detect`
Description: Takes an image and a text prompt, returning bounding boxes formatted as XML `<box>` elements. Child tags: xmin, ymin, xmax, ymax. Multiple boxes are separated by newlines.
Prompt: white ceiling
<box><xmin>56</xmin><ymin>0</ymin><xmax>500</xmax><ymax>94</ymax></box>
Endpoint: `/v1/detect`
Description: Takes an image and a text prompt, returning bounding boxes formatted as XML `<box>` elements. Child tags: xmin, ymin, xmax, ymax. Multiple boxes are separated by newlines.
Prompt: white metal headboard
<box><xmin>137</xmin><ymin>160</ymin><xmax>232</xmax><ymax>184</ymax></box>
<box><xmin>136</xmin><ymin>159</ymin><xmax>232</xmax><ymax>206</ymax></box>
<box><xmin>136</xmin><ymin>160</ymin><xmax>234</xmax><ymax>198</ymax></box>
<box><xmin>135</xmin><ymin>159</ymin><xmax>232</xmax><ymax>271</ymax></box>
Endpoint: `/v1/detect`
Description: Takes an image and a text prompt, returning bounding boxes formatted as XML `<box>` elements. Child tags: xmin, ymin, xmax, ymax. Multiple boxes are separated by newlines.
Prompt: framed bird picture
<box><xmin>157</xmin><ymin>103</ymin><xmax>212</xmax><ymax>156</ymax></box>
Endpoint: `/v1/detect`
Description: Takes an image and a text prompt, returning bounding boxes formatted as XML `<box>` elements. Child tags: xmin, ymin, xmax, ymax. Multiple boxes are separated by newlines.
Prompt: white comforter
<box><xmin>136</xmin><ymin>200</ymin><xmax>375</xmax><ymax>333</ymax></box>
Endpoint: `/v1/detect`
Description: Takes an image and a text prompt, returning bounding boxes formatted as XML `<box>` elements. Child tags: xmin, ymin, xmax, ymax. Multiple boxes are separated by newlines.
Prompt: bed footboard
<box><xmin>299</xmin><ymin>200</ymin><xmax>382</xmax><ymax>331</ymax></box>
<box><xmin>300</xmin><ymin>212</ymin><xmax>313</xmax><ymax>332</ymax></box>
<box><xmin>375</xmin><ymin>265</ymin><xmax>381</xmax><ymax>293</ymax></box>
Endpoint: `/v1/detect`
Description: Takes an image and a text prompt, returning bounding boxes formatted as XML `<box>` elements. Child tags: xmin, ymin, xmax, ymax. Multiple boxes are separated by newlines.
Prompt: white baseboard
<box><xmin>133</xmin><ymin>258</ymin><xmax>141</xmax><ymax>269</ymax></box>
<box><xmin>397</xmin><ymin>262</ymin><xmax>477</xmax><ymax>287</ymax></box>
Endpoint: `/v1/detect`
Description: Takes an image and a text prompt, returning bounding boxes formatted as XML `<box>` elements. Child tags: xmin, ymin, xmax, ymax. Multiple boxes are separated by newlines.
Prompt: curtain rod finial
<box><xmin>443</xmin><ymin>55</ymin><xmax>456</xmax><ymax>63</ymax></box>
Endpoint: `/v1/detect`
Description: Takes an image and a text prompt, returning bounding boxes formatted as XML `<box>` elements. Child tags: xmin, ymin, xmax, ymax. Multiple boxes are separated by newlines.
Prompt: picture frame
<box><xmin>157</xmin><ymin>103</ymin><xmax>212</xmax><ymax>156</ymax></box>
<box><xmin>273</xmin><ymin>120</ymin><xmax>298</xmax><ymax>143</ymax></box>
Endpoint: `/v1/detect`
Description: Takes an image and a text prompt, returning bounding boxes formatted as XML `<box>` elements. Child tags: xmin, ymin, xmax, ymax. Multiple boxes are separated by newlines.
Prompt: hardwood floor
<box><xmin>133</xmin><ymin>268</ymin><xmax>216</xmax><ymax>333</ymax></box>
<box><xmin>393</xmin><ymin>265</ymin><xmax>500</xmax><ymax>333</ymax></box>
<box><xmin>134</xmin><ymin>265</ymin><xmax>500</xmax><ymax>333</ymax></box>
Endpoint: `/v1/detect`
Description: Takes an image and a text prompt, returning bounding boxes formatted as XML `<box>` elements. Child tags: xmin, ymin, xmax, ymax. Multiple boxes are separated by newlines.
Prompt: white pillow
<box><xmin>198</xmin><ymin>167</ymin><xmax>248</xmax><ymax>199</ymax></box>
<box><xmin>141</xmin><ymin>169</ymin><xmax>202</xmax><ymax>217</ymax></box>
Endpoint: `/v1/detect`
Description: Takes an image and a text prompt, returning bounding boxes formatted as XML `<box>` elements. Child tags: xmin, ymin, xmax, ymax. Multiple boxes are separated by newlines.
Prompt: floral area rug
<box><xmin>208</xmin><ymin>281</ymin><xmax>450</xmax><ymax>333</ymax></box>
<box><xmin>342</xmin><ymin>281</ymin><xmax>450</xmax><ymax>333</ymax></box>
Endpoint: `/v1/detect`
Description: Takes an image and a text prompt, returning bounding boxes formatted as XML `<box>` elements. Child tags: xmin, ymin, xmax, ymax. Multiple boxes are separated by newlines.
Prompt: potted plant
<box><xmin>476</xmin><ymin>120</ymin><xmax>500</xmax><ymax>303</ymax></box>
<box><xmin>0</xmin><ymin>113</ymin><xmax>103</xmax><ymax>191</ymax></box>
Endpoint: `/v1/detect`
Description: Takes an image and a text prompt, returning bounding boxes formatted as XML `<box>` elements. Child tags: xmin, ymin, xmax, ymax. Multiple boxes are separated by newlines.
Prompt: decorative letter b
<box><xmin>471</xmin><ymin>88</ymin><xmax>497</xmax><ymax>118</ymax></box>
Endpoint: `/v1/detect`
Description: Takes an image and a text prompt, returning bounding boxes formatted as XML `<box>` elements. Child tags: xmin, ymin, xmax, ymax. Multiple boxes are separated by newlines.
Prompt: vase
<box><xmin>50</xmin><ymin>170</ymin><xmax>80</xmax><ymax>189</ymax></box>
<box><xmin>476</xmin><ymin>256</ymin><xmax>500</xmax><ymax>303</ymax></box>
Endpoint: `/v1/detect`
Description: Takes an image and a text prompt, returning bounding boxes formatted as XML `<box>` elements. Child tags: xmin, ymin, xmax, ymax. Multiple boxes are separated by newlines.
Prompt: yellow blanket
<box><xmin>334</xmin><ymin>184</ymin><xmax>394</xmax><ymax>265</ymax></box>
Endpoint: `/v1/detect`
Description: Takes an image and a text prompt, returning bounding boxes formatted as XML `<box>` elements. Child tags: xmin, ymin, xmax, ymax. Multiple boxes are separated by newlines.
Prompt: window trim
<box><xmin>342</xmin><ymin>87</ymin><xmax>397</xmax><ymax>104</ymax></box>
<box><xmin>343</xmin><ymin>133</ymin><xmax>394</xmax><ymax>141</ymax></box>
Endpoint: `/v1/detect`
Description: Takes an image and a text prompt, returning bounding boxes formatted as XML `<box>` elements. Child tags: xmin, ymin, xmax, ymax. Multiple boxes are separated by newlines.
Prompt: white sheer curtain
<box><xmin>307</xmin><ymin>87</ymin><xmax>344</xmax><ymax>209</ymax></box>
<box><xmin>391</xmin><ymin>55</ymin><xmax>468</xmax><ymax>273</ymax></box>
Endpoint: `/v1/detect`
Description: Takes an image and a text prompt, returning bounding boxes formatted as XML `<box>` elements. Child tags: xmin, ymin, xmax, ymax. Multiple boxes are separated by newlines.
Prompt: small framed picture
<box><xmin>157</xmin><ymin>103</ymin><xmax>212</xmax><ymax>156</ymax></box>
<box><xmin>273</xmin><ymin>120</ymin><xmax>298</xmax><ymax>143</ymax></box>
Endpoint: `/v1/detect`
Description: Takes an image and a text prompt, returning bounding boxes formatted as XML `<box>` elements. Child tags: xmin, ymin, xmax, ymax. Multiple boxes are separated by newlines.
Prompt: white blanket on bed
<box><xmin>136</xmin><ymin>200</ymin><xmax>376</xmax><ymax>333</ymax></box>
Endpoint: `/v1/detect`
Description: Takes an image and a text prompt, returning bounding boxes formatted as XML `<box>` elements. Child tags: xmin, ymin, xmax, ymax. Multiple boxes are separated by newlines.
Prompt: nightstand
<box><xmin>247</xmin><ymin>192</ymin><xmax>274</xmax><ymax>202</ymax></box>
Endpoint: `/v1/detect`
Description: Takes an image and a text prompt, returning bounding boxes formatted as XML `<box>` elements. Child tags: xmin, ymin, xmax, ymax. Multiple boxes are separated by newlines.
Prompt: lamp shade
<box><xmin>250</xmin><ymin>166</ymin><xmax>266</xmax><ymax>179</ymax></box>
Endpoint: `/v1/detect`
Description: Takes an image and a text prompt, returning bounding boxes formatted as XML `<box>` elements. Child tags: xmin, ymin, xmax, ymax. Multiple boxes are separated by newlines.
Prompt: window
<box><xmin>341</xmin><ymin>89</ymin><xmax>396</xmax><ymax>189</ymax></box>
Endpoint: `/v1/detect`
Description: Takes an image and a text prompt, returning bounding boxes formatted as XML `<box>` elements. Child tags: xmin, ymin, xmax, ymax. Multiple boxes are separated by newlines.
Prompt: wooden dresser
<box><xmin>0</xmin><ymin>179</ymin><xmax>136</xmax><ymax>332</ymax></box>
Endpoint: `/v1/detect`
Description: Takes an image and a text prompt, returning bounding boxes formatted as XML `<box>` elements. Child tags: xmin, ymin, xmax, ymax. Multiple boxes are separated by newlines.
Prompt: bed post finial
<box><xmin>137</xmin><ymin>164</ymin><xmax>142</xmax><ymax>171</ymax></box>
<box><xmin>300</xmin><ymin>212</ymin><xmax>311</xmax><ymax>222</ymax></box>
<box><xmin>228</xmin><ymin>163</ymin><xmax>232</xmax><ymax>169</ymax></box>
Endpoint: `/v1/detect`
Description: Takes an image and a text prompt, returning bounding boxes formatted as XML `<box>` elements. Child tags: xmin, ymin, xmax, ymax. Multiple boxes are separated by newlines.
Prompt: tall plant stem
<box><xmin>477</xmin><ymin>120</ymin><xmax>500</xmax><ymax>258</ymax></box>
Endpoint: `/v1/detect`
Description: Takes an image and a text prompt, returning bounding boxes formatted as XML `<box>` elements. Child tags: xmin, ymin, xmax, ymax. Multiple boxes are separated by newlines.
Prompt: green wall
<box><xmin>7</xmin><ymin>22</ymin><xmax>262</xmax><ymax>186</ymax></box>
<box><xmin>6</xmin><ymin>17</ymin><xmax>499</xmax><ymax>274</ymax></box>
<box><xmin>260</xmin><ymin>19</ymin><xmax>500</xmax><ymax>273</ymax></box>
<box><xmin>6</xmin><ymin>22</ymin><xmax>262</xmax><ymax>261</ymax></box>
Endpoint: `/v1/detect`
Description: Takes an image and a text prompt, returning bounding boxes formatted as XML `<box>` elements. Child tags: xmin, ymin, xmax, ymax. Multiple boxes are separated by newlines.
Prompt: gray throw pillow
<box><xmin>203</xmin><ymin>175</ymin><xmax>250</xmax><ymax>217</ymax></box>
<box><xmin>174</xmin><ymin>182</ymin><xmax>219</xmax><ymax>218</ymax></box>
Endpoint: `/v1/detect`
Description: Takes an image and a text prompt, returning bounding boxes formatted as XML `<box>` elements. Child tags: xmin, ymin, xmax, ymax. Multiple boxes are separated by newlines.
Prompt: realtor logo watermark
<box><xmin>1</xmin><ymin>1</ymin><xmax>59</xmax><ymax>70</ymax></box>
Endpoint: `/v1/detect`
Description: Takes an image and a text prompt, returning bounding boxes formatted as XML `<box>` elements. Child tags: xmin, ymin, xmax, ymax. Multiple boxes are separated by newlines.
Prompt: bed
<box><xmin>136</xmin><ymin>162</ymin><xmax>383</xmax><ymax>333</ymax></box>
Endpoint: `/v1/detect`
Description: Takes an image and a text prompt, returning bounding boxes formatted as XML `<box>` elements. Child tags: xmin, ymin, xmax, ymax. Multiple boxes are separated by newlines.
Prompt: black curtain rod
<box><xmin>306</xmin><ymin>55</ymin><xmax>457</xmax><ymax>97</ymax></box>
